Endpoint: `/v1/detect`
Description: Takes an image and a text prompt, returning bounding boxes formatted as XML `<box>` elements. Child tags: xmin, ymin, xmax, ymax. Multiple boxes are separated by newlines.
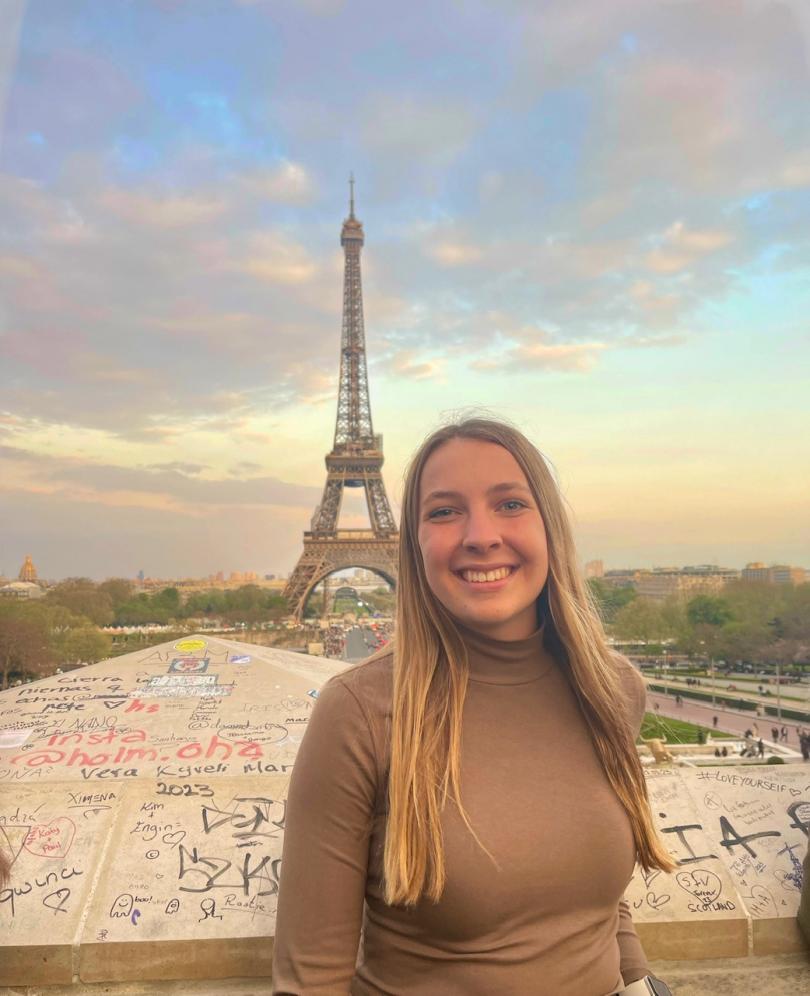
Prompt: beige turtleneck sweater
<box><xmin>272</xmin><ymin>627</ymin><xmax>650</xmax><ymax>995</ymax></box>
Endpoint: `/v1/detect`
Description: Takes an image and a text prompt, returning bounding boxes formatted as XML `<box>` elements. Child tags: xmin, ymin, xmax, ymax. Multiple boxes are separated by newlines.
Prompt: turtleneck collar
<box><xmin>455</xmin><ymin>621</ymin><xmax>555</xmax><ymax>685</ymax></box>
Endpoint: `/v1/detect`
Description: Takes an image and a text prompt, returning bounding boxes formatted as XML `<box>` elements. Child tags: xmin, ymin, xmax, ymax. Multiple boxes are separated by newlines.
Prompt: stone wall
<box><xmin>0</xmin><ymin>636</ymin><xmax>807</xmax><ymax>986</ymax></box>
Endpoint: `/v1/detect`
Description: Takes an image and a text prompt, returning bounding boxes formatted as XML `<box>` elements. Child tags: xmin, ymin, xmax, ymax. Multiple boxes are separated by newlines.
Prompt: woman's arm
<box><xmin>616</xmin><ymin>655</ymin><xmax>652</xmax><ymax>984</ymax></box>
<box><xmin>272</xmin><ymin>676</ymin><xmax>378</xmax><ymax>995</ymax></box>
<box><xmin>616</xmin><ymin>899</ymin><xmax>649</xmax><ymax>984</ymax></box>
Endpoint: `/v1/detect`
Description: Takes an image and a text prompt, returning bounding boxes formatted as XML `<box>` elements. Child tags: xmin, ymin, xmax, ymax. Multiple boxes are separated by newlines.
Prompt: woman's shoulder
<box><xmin>321</xmin><ymin>647</ymin><xmax>394</xmax><ymax>721</ymax></box>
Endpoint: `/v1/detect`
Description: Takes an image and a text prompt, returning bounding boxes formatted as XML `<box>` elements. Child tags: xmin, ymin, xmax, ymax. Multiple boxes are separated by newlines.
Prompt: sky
<box><xmin>0</xmin><ymin>0</ymin><xmax>809</xmax><ymax>582</ymax></box>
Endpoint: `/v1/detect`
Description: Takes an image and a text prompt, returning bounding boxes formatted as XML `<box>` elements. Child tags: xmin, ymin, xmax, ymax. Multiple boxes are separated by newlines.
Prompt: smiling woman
<box><xmin>272</xmin><ymin>417</ymin><xmax>676</xmax><ymax>996</ymax></box>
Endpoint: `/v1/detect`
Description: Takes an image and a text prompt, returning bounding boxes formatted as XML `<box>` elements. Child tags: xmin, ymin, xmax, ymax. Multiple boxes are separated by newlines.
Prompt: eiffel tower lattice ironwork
<box><xmin>284</xmin><ymin>180</ymin><xmax>398</xmax><ymax>619</ymax></box>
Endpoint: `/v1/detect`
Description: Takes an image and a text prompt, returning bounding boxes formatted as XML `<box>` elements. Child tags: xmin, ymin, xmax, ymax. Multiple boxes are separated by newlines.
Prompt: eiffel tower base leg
<box><xmin>284</xmin><ymin>534</ymin><xmax>397</xmax><ymax>621</ymax></box>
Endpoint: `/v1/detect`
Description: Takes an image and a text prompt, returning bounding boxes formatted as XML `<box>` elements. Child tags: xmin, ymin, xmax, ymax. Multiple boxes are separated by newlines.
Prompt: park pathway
<box><xmin>645</xmin><ymin>684</ymin><xmax>807</xmax><ymax>751</ymax></box>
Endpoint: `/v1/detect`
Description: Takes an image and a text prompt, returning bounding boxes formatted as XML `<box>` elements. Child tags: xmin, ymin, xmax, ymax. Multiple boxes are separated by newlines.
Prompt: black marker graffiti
<box><xmin>719</xmin><ymin>816</ymin><xmax>781</xmax><ymax>858</ymax></box>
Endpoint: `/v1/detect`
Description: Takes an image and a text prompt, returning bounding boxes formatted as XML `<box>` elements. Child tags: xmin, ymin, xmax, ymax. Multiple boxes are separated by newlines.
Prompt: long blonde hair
<box><xmin>383</xmin><ymin>416</ymin><xmax>675</xmax><ymax>906</ymax></box>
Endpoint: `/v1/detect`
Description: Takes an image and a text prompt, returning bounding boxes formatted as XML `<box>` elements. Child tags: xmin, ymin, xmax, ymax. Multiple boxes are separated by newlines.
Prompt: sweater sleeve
<box><xmin>272</xmin><ymin>675</ymin><xmax>378</xmax><ymax>995</ymax></box>
<box><xmin>615</xmin><ymin>655</ymin><xmax>651</xmax><ymax>984</ymax></box>
<box><xmin>617</xmin><ymin>899</ymin><xmax>649</xmax><ymax>984</ymax></box>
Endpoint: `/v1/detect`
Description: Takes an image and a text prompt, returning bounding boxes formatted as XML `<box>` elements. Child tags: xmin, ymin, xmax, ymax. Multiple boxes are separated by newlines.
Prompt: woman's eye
<box><xmin>427</xmin><ymin>507</ymin><xmax>455</xmax><ymax>519</ymax></box>
<box><xmin>500</xmin><ymin>499</ymin><xmax>527</xmax><ymax>512</ymax></box>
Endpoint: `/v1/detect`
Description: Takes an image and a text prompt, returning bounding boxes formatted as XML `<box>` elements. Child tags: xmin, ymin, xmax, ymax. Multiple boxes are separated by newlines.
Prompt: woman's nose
<box><xmin>462</xmin><ymin>509</ymin><xmax>501</xmax><ymax>550</ymax></box>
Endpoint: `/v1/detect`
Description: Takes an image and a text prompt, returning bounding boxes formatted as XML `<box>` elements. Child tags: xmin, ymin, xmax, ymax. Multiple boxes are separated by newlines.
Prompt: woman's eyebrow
<box><xmin>422</xmin><ymin>482</ymin><xmax>531</xmax><ymax>504</ymax></box>
<box><xmin>422</xmin><ymin>489</ymin><xmax>462</xmax><ymax>503</ymax></box>
<box><xmin>487</xmin><ymin>482</ymin><xmax>531</xmax><ymax>495</ymax></box>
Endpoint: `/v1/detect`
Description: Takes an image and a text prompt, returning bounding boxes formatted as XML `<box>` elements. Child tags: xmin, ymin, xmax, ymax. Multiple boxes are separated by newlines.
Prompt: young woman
<box><xmin>272</xmin><ymin>417</ymin><xmax>675</xmax><ymax>995</ymax></box>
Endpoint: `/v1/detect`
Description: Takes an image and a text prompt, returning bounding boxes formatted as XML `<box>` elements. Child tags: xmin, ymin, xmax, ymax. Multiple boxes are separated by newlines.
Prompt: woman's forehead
<box><xmin>419</xmin><ymin>438</ymin><xmax>527</xmax><ymax>494</ymax></box>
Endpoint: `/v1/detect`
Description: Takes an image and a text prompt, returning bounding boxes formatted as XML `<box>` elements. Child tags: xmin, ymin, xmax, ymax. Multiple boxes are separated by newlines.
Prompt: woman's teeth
<box><xmin>461</xmin><ymin>567</ymin><xmax>512</xmax><ymax>583</ymax></box>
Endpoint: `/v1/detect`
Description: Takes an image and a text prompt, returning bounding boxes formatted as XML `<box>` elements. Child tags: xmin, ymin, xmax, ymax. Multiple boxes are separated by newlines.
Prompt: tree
<box><xmin>780</xmin><ymin>584</ymin><xmax>810</xmax><ymax>642</ymax></box>
<box><xmin>684</xmin><ymin>594</ymin><xmax>735</xmax><ymax>660</ymax></box>
<box><xmin>612</xmin><ymin>597</ymin><xmax>666</xmax><ymax>644</ymax></box>
<box><xmin>0</xmin><ymin>606</ymin><xmax>54</xmax><ymax>689</ymax></box>
<box><xmin>46</xmin><ymin>578</ymin><xmax>114</xmax><ymax>626</ymax></box>
<box><xmin>587</xmin><ymin>579</ymin><xmax>636</xmax><ymax>624</ymax></box>
<box><xmin>152</xmin><ymin>587</ymin><xmax>181</xmax><ymax>613</ymax></box>
<box><xmin>62</xmin><ymin>627</ymin><xmax>112</xmax><ymax>666</ymax></box>
<box><xmin>687</xmin><ymin>594</ymin><xmax>733</xmax><ymax>628</ymax></box>
<box><xmin>98</xmin><ymin>578</ymin><xmax>135</xmax><ymax>610</ymax></box>
<box><xmin>184</xmin><ymin>590</ymin><xmax>227</xmax><ymax>617</ymax></box>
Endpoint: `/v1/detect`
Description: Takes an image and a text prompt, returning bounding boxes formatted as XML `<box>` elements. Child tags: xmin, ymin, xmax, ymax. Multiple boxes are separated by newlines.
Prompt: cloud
<box><xmin>377</xmin><ymin>349</ymin><xmax>445</xmax><ymax>382</ymax></box>
<box><xmin>235</xmin><ymin>0</ymin><xmax>345</xmax><ymax>13</ymax></box>
<box><xmin>233</xmin><ymin>230</ymin><xmax>320</xmax><ymax>284</ymax></box>
<box><xmin>427</xmin><ymin>241</ymin><xmax>485</xmax><ymax>267</ymax></box>
<box><xmin>359</xmin><ymin>94</ymin><xmax>479</xmax><ymax>193</ymax></box>
<box><xmin>644</xmin><ymin>221</ymin><xmax>734</xmax><ymax>274</ymax></box>
<box><xmin>0</xmin><ymin>444</ymin><xmax>321</xmax><ymax>511</ymax></box>
<box><xmin>473</xmin><ymin>340</ymin><xmax>608</xmax><ymax>374</ymax></box>
<box><xmin>238</xmin><ymin>160</ymin><xmax>317</xmax><ymax>204</ymax></box>
<box><xmin>146</xmin><ymin>461</ymin><xmax>208</xmax><ymax>474</ymax></box>
<box><xmin>99</xmin><ymin>188</ymin><xmax>227</xmax><ymax>228</ymax></box>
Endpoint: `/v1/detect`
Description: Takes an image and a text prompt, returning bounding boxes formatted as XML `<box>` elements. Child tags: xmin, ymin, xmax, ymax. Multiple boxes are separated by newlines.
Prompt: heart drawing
<box><xmin>646</xmin><ymin>891</ymin><xmax>671</xmax><ymax>911</ymax></box>
<box><xmin>23</xmin><ymin>818</ymin><xmax>76</xmax><ymax>859</ymax></box>
<box><xmin>743</xmin><ymin>885</ymin><xmax>778</xmax><ymax>919</ymax></box>
<box><xmin>676</xmin><ymin>868</ymin><xmax>722</xmax><ymax>905</ymax></box>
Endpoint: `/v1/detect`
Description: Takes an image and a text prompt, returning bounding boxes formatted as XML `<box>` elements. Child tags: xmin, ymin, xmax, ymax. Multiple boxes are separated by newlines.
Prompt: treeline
<box><xmin>0</xmin><ymin>598</ymin><xmax>112</xmax><ymax>690</ymax></box>
<box><xmin>0</xmin><ymin>578</ymin><xmax>289</xmax><ymax>689</ymax></box>
<box><xmin>588</xmin><ymin>578</ymin><xmax>810</xmax><ymax>666</ymax></box>
<box><xmin>39</xmin><ymin>577</ymin><xmax>289</xmax><ymax>627</ymax></box>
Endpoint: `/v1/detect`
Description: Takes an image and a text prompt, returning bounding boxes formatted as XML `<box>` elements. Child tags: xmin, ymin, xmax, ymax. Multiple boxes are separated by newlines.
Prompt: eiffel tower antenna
<box><xmin>284</xmin><ymin>183</ymin><xmax>398</xmax><ymax>619</ymax></box>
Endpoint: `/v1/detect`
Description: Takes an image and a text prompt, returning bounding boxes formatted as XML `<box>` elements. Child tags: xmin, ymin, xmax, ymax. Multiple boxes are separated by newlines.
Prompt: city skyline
<box><xmin>1</xmin><ymin>1</ymin><xmax>809</xmax><ymax>579</ymax></box>
<box><xmin>2</xmin><ymin>554</ymin><xmax>807</xmax><ymax>587</ymax></box>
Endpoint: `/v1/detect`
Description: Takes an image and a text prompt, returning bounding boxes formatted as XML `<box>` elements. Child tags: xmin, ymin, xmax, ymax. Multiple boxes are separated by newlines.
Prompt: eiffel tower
<box><xmin>284</xmin><ymin>179</ymin><xmax>398</xmax><ymax>619</ymax></box>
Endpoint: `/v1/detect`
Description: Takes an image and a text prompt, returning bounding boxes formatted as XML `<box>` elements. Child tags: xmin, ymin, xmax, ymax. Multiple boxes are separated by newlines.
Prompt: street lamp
<box><xmin>776</xmin><ymin>658</ymin><xmax>782</xmax><ymax>725</ymax></box>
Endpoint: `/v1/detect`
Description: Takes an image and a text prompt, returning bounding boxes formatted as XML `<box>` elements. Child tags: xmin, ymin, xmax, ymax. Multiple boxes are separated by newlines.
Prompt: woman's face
<box><xmin>417</xmin><ymin>437</ymin><xmax>549</xmax><ymax>641</ymax></box>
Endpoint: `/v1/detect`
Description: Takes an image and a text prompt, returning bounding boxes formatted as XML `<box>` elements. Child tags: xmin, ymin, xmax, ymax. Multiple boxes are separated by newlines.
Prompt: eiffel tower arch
<box><xmin>284</xmin><ymin>179</ymin><xmax>399</xmax><ymax>619</ymax></box>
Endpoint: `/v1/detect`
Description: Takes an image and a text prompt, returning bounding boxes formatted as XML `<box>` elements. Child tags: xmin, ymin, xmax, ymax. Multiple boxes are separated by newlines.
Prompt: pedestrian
<box><xmin>781</xmin><ymin>725</ymin><xmax>788</xmax><ymax>742</ymax></box>
<box><xmin>721</xmin><ymin>746</ymin><xmax>728</xmax><ymax>757</ymax></box>
<box><xmin>752</xmin><ymin>723</ymin><xmax>759</xmax><ymax>738</ymax></box>
<box><xmin>772</xmin><ymin>726</ymin><xmax>780</xmax><ymax>743</ymax></box>
<box><xmin>712</xmin><ymin>715</ymin><xmax>718</xmax><ymax>729</ymax></box>
<box><xmin>757</xmin><ymin>739</ymin><xmax>765</xmax><ymax>758</ymax></box>
<box><xmin>654</xmin><ymin>702</ymin><xmax>660</xmax><ymax>713</ymax></box>
<box><xmin>273</xmin><ymin>417</ymin><xmax>675</xmax><ymax>995</ymax></box>
<box><xmin>800</xmin><ymin>733</ymin><xmax>809</xmax><ymax>762</ymax></box>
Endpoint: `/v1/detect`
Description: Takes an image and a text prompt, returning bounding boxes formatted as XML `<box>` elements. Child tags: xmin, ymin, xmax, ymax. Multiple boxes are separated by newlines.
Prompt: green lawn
<box><xmin>638</xmin><ymin>713</ymin><xmax>735</xmax><ymax>745</ymax></box>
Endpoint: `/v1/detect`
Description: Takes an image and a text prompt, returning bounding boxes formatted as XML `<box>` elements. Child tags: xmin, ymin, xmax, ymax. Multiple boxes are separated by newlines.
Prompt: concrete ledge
<box><xmin>752</xmin><ymin>916</ymin><xmax>810</xmax><ymax>955</ymax></box>
<box><xmin>636</xmin><ymin>916</ymin><xmax>749</xmax><ymax>961</ymax></box>
<box><xmin>649</xmin><ymin>953</ymin><xmax>810</xmax><ymax>995</ymax></box>
<box><xmin>79</xmin><ymin>936</ymin><xmax>274</xmax><ymax>983</ymax></box>
<box><xmin>0</xmin><ymin>954</ymin><xmax>808</xmax><ymax>996</ymax></box>
<box><xmin>0</xmin><ymin>943</ymin><xmax>73</xmax><ymax>987</ymax></box>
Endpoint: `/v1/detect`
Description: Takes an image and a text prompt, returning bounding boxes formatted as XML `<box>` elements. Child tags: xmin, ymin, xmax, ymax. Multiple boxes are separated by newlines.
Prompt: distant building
<box><xmin>585</xmin><ymin>560</ymin><xmax>604</xmax><ymax>579</ymax></box>
<box><xmin>635</xmin><ymin>565</ymin><xmax>738</xmax><ymax>602</ymax></box>
<box><xmin>18</xmin><ymin>555</ymin><xmax>38</xmax><ymax>582</ymax></box>
<box><xmin>770</xmin><ymin>565</ymin><xmax>806</xmax><ymax>585</ymax></box>
<box><xmin>742</xmin><ymin>562</ymin><xmax>806</xmax><ymax>585</ymax></box>
<box><xmin>602</xmin><ymin>569</ymin><xmax>641</xmax><ymax>589</ymax></box>
<box><xmin>0</xmin><ymin>581</ymin><xmax>45</xmax><ymax>600</ymax></box>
